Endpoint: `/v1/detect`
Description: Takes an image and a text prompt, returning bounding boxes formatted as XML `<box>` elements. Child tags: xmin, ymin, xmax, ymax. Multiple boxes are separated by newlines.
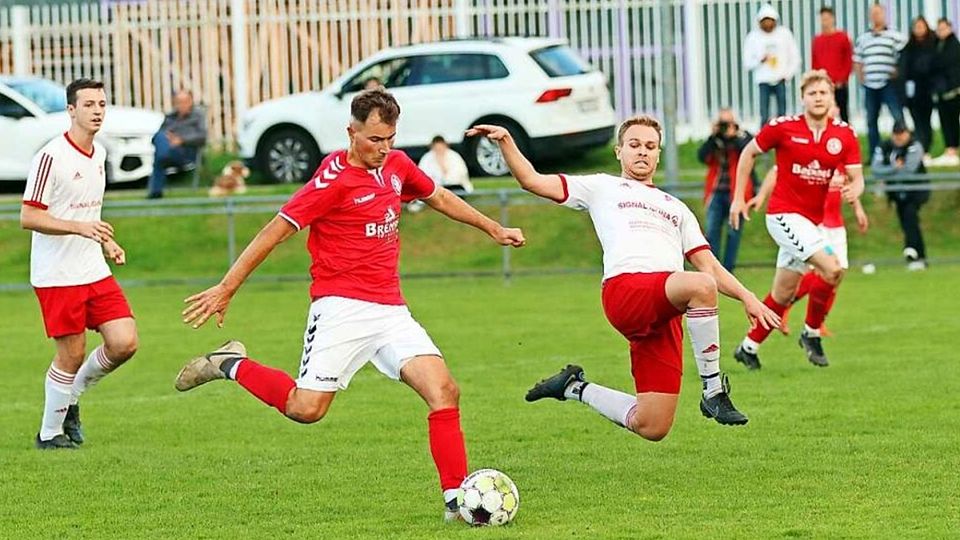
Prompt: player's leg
<box><xmin>797</xmin><ymin>248</ymin><xmax>844</xmax><ymax>366</ymax></box>
<box><xmin>778</xmin><ymin>270</ymin><xmax>815</xmax><ymax>336</ymax></box>
<box><xmin>38</xmin><ymin>333</ymin><xmax>86</xmax><ymax>449</ymax></box>
<box><xmin>735</xmin><ymin>267</ymin><xmax>802</xmax><ymax>369</ymax></box>
<box><xmin>664</xmin><ymin>271</ymin><xmax>747</xmax><ymax>425</ymax></box>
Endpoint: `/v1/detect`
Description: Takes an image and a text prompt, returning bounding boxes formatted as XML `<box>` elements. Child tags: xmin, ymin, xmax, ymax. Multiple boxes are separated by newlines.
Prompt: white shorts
<box><xmin>818</xmin><ymin>225</ymin><xmax>848</xmax><ymax>269</ymax></box>
<box><xmin>766</xmin><ymin>213</ymin><xmax>826</xmax><ymax>273</ymax></box>
<box><xmin>296</xmin><ymin>296</ymin><xmax>442</xmax><ymax>392</ymax></box>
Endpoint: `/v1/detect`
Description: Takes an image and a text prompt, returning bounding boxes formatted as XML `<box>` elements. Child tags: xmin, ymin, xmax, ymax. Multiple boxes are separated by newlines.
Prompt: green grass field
<box><xmin>1</xmin><ymin>269</ymin><xmax>958</xmax><ymax>538</ymax></box>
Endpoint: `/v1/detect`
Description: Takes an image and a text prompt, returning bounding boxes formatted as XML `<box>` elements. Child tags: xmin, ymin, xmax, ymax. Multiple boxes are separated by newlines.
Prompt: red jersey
<box><xmin>279</xmin><ymin>150</ymin><xmax>437</xmax><ymax>305</ymax></box>
<box><xmin>755</xmin><ymin>115</ymin><xmax>861</xmax><ymax>224</ymax></box>
<box><xmin>821</xmin><ymin>185</ymin><xmax>844</xmax><ymax>228</ymax></box>
<box><xmin>812</xmin><ymin>31</ymin><xmax>854</xmax><ymax>84</ymax></box>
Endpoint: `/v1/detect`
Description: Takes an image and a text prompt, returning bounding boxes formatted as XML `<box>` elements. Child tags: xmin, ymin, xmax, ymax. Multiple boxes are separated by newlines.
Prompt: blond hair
<box><xmin>617</xmin><ymin>115</ymin><xmax>663</xmax><ymax>146</ymax></box>
<box><xmin>800</xmin><ymin>69</ymin><xmax>835</xmax><ymax>93</ymax></box>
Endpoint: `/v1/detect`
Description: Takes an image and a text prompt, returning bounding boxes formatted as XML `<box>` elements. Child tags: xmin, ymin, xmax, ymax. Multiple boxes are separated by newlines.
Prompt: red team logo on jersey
<box><xmin>391</xmin><ymin>174</ymin><xmax>402</xmax><ymax>195</ymax></box>
<box><xmin>826</xmin><ymin>137</ymin><xmax>842</xmax><ymax>155</ymax></box>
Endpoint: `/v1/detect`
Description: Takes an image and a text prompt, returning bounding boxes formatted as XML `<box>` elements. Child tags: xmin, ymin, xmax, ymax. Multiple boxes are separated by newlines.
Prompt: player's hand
<box><xmin>492</xmin><ymin>226</ymin><xmax>526</xmax><ymax>248</ymax></box>
<box><xmin>728</xmin><ymin>199</ymin><xmax>750</xmax><ymax>230</ymax></box>
<box><xmin>183</xmin><ymin>283</ymin><xmax>234</xmax><ymax>329</ymax></box>
<box><xmin>840</xmin><ymin>182</ymin><xmax>863</xmax><ymax>203</ymax></box>
<box><xmin>465</xmin><ymin>124</ymin><xmax>510</xmax><ymax>143</ymax></box>
<box><xmin>102</xmin><ymin>240</ymin><xmax>126</xmax><ymax>265</ymax></box>
<box><xmin>744</xmin><ymin>195</ymin><xmax>765</xmax><ymax>213</ymax></box>
<box><xmin>76</xmin><ymin>220</ymin><xmax>114</xmax><ymax>243</ymax></box>
<box><xmin>854</xmin><ymin>204</ymin><xmax>870</xmax><ymax>234</ymax></box>
<box><xmin>743</xmin><ymin>294</ymin><xmax>781</xmax><ymax>331</ymax></box>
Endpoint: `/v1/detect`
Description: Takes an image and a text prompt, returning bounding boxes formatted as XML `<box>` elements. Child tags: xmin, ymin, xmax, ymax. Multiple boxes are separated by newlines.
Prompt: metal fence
<box><xmin>2</xmin><ymin>0</ymin><xmax>960</xmax><ymax>144</ymax></box>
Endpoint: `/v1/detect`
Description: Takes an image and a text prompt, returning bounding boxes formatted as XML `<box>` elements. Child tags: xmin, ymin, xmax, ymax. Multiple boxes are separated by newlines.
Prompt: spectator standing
<box><xmin>854</xmin><ymin>3</ymin><xmax>907</xmax><ymax>158</ymax></box>
<box><xmin>929</xmin><ymin>18</ymin><xmax>960</xmax><ymax>167</ymax></box>
<box><xmin>743</xmin><ymin>4</ymin><xmax>801</xmax><ymax>127</ymax></box>
<box><xmin>147</xmin><ymin>90</ymin><xmax>207</xmax><ymax>199</ymax></box>
<box><xmin>812</xmin><ymin>6</ymin><xmax>854</xmax><ymax>121</ymax></box>
<box><xmin>900</xmin><ymin>16</ymin><xmax>938</xmax><ymax>154</ymax></box>
<box><xmin>696</xmin><ymin>109</ymin><xmax>756</xmax><ymax>272</ymax></box>
<box><xmin>871</xmin><ymin>121</ymin><xmax>929</xmax><ymax>270</ymax></box>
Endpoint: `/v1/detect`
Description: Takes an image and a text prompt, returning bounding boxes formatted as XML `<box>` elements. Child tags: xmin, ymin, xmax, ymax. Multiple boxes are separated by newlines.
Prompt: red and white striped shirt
<box><xmin>22</xmin><ymin>133</ymin><xmax>111</xmax><ymax>287</ymax></box>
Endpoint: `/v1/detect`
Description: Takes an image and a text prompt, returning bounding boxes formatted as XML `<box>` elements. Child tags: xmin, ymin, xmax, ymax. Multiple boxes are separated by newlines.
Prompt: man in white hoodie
<box><xmin>743</xmin><ymin>4</ymin><xmax>801</xmax><ymax>127</ymax></box>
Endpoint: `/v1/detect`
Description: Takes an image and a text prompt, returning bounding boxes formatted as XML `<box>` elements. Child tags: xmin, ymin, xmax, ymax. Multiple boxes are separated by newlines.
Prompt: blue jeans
<box><xmin>864</xmin><ymin>83</ymin><xmax>904</xmax><ymax>158</ymax></box>
<box><xmin>149</xmin><ymin>132</ymin><xmax>197</xmax><ymax>197</ymax></box>
<box><xmin>704</xmin><ymin>190</ymin><xmax>742</xmax><ymax>272</ymax></box>
<box><xmin>758</xmin><ymin>81</ymin><xmax>786</xmax><ymax>127</ymax></box>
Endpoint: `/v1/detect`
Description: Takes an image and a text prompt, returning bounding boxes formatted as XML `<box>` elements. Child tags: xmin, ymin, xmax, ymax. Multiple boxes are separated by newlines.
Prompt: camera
<box><xmin>717</xmin><ymin>121</ymin><xmax>731</xmax><ymax>134</ymax></box>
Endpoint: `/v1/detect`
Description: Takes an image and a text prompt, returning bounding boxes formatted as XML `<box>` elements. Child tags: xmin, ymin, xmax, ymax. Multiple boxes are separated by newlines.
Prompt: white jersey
<box><xmin>558</xmin><ymin>173</ymin><xmax>710</xmax><ymax>280</ymax></box>
<box><xmin>22</xmin><ymin>134</ymin><xmax>111</xmax><ymax>287</ymax></box>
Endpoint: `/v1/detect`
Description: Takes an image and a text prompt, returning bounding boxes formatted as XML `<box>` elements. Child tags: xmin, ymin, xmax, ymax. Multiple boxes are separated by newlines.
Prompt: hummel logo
<box><xmin>702</xmin><ymin>344</ymin><xmax>719</xmax><ymax>354</ymax></box>
<box><xmin>790</xmin><ymin>137</ymin><xmax>809</xmax><ymax>144</ymax></box>
<box><xmin>354</xmin><ymin>193</ymin><xmax>375</xmax><ymax>205</ymax></box>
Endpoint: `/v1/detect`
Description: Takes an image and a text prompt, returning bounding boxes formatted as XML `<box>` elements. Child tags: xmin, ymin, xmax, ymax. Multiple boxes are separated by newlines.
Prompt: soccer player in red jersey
<box><xmin>730</xmin><ymin>70</ymin><xmax>866</xmax><ymax>369</ymax></box>
<box><xmin>174</xmin><ymin>89</ymin><xmax>525</xmax><ymax>520</ymax></box>
<box><xmin>468</xmin><ymin>116</ymin><xmax>779</xmax><ymax>441</ymax></box>
<box><xmin>21</xmin><ymin>79</ymin><xmax>139</xmax><ymax>450</ymax></box>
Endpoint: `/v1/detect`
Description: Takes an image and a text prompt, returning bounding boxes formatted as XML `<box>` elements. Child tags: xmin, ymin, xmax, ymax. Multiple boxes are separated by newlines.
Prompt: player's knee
<box><xmin>107</xmin><ymin>333</ymin><xmax>138</xmax><ymax>362</ymax></box>
<box><xmin>641</xmin><ymin>427</ymin><xmax>671</xmax><ymax>442</ymax></box>
<box><xmin>287</xmin><ymin>401</ymin><xmax>329</xmax><ymax>424</ymax></box>
<box><xmin>428</xmin><ymin>379</ymin><xmax>460</xmax><ymax>410</ymax></box>
<box><xmin>823</xmin><ymin>267</ymin><xmax>844</xmax><ymax>286</ymax></box>
<box><xmin>692</xmin><ymin>273</ymin><xmax>718</xmax><ymax>302</ymax></box>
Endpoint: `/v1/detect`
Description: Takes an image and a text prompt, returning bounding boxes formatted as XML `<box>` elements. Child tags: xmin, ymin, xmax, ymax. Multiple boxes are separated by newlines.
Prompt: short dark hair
<box><xmin>939</xmin><ymin>17</ymin><xmax>953</xmax><ymax>27</ymax></box>
<box><xmin>351</xmin><ymin>89</ymin><xmax>400</xmax><ymax>125</ymax></box>
<box><xmin>430</xmin><ymin>135</ymin><xmax>446</xmax><ymax>146</ymax></box>
<box><xmin>66</xmin><ymin>78</ymin><xmax>105</xmax><ymax>106</ymax></box>
<box><xmin>819</xmin><ymin>6</ymin><xmax>835</xmax><ymax>16</ymax></box>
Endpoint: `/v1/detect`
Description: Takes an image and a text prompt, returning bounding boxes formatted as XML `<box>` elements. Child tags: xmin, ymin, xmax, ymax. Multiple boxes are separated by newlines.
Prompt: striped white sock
<box><xmin>40</xmin><ymin>366</ymin><xmax>75</xmax><ymax>441</ymax></box>
<box><xmin>687</xmin><ymin>306</ymin><xmax>722</xmax><ymax>398</ymax></box>
<box><xmin>71</xmin><ymin>346</ymin><xmax>117</xmax><ymax>405</ymax></box>
<box><xmin>578</xmin><ymin>383</ymin><xmax>638</xmax><ymax>429</ymax></box>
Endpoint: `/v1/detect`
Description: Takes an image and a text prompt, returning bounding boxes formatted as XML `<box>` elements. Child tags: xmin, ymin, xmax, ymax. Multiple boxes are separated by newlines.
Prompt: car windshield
<box><xmin>530</xmin><ymin>45</ymin><xmax>593</xmax><ymax>77</ymax></box>
<box><xmin>6</xmin><ymin>79</ymin><xmax>67</xmax><ymax>113</ymax></box>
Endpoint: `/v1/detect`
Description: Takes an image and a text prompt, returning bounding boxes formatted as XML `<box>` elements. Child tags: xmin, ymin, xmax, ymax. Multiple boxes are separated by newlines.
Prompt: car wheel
<box><xmin>465</xmin><ymin>122</ymin><xmax>528</xmax><ymax>177</ymax></box>
<box><xmin>260</xmin><ymin>128</ymin><xmax>320</xmax><ymax>184</ymax></box>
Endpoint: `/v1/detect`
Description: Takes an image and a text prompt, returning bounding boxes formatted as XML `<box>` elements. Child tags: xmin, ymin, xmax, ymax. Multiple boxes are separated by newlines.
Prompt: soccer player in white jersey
<box><xmin>21</xmin><ymin>79</ymin><xmax>138</xmax><ymax>450</ymax></box>
<box><xmin>729</xmin><ymin>70</ymin><xmax>865</xmax><ymax>369</ymax></box>
<box><xmin>467</xmin><ymin>116</ymin><xmax>780</xmax><ymax>440</ymax></box>
<box><xmin>174</xmin><ymin>89</ymin><xmax>525</xmax><ymax>521</ymax></box>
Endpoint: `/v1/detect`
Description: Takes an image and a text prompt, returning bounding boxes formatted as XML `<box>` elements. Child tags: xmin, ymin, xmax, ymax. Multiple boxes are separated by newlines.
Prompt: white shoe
<box><xmin>907</xmin><ymin>260</ymin><xmax>928</xmax><ymax>271</ymax></box>
<box><xmin>903</xmin><ymin>247</ymin><xmax>919</xmax><ymax>261</ymax></box>
<box><xmin>174</xmin><ymin>340</ymin><xmax>247</xmax><ymax>391</ymax></box>
<box><xmin>927</xmin><ymin>153</ymin><xmax>960</xmax><ymax>167</ymax></box>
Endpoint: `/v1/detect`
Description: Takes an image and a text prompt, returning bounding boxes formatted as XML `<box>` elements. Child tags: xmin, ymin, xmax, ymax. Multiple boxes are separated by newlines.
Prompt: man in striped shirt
<box><xmin>854</xmin><ymin>3</ymin><xmax>907</xmax><ymax>156</ymax></box>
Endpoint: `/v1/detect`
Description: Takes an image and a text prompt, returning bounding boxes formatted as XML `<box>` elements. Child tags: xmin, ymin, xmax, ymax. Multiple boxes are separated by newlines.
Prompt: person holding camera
<box><xmin>697</xmin><ymin>109</ymin><xmax>756</xmax><ymax>272</ymax></box>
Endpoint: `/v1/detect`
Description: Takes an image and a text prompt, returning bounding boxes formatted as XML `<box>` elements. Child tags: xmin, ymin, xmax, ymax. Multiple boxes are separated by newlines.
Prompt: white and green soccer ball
<box><xmin>457</xmin><ymin>468</ymin><xmax>520</xmax><ymax>526</ymax></box>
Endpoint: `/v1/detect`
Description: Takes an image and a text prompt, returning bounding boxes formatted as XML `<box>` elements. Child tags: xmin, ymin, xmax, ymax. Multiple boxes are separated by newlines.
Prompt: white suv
<box><xmin>238</xmin><ymin>37</ymin><xmax>616</xmax><ymax>182</ymax></box>
<box><xmin>0</xmin><ymin>76</ymin><xmax>163</xmax><ymax>183</ymax></box>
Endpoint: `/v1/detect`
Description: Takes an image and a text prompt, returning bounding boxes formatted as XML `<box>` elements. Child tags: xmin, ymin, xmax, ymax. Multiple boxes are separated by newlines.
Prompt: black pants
<box><xmin>835</xmin><ymin>85</ymin><xmax>850</xmax><ymax>122</ymax></box>
<box><xmin>907</xmin><ymin>94</ymin><xmax>934</xmax><ymax>151</ymax></box>
<box><xmin>939</xmin><ymin>94</ymin><xmax>960</xmax><ymax>148</ymax></box>
<box><xmin>893</xmin><ymin>195</ymin><xmax>928</xmax><ymax>259</ymax></box>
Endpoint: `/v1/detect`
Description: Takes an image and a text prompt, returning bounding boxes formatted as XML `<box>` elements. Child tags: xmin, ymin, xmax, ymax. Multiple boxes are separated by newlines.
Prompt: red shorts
<box><xmin>601</xmin><ymin>272</ymin><xmax>684</xmax><ymax>394</ymax></box>
<box><xmin>34</xmin><ymin>276</ymin><xmax>133</xmax><ymax>338</ymax></box>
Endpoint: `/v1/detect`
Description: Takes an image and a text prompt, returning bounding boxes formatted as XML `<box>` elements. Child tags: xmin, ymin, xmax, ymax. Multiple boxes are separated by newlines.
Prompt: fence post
<box><xmin>683</xmin><ymin>0</ymin><xmax>707</xmax><ymax>128</ymax></box>
<box><xmin>454</xmin><ymin>0</ymin><xmax>471</xmax><ymax>38</ymax></box>
<box><xmin>499</xmin><ymin>190</ymin><xmax>511</xmax><ymax>284</ymax></box>
<box><xmin>231</xmin><ymin>0</ymin><xmax>248</xmax><ymax>137</ymax></box>
<box><xmin>659</xmin><ymin>1</ymin><xmax>679</xmax><ymax>190</ymax></box>
<box><xmin>11</xmin><ymin>6</ymin><xmax>30</xmax><ymax>76</ymax></box>
<box><xmin>226</xmin><ymin>198</ymin><xmax>237</xmax><ymax>266</ymax></box>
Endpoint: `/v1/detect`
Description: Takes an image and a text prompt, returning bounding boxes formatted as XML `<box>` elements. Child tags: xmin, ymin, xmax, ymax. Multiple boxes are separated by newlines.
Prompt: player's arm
<box><xmin>852</xmin><ymin>198</ymin><xmax>869</xmax><ymax>234</ymax></box>
<box><xmin>424</xmin><ymin>187</ymin><xmax>525</xmax><ymax>247</ymax></box>
<box><xmin>748</xmin><ymin>165</ymin><xmax>777</xmax><ymax>211</ymax></box>
<box><xmin>465</xmin><ymin>125</ymin><xmax>565</xmax><ymax>202</ymax></box>
<box><xmin>20</xmin><ymin>204</ymin><xmax>114</xmax><ymax>243</ymax></box>
<box><xmin>687</xmin><ymin>249</ymin><xmax>781</xmax><ymax>330</ymax></box>
<box><xmin>729</xmin><ymin>139</ymin><xmax>763</xmax><ymax>230</ymax></box>
<box><xmin>182</xmin><ymin>215</ymin><xmax>298</xmax><ymax>328</ymax></box>
<box><xmin>102</xmin><ymin>239</ymin><xmax>126</xmax><ymax>265</ymax></box>
<box><xmin>840</xmin><ymin>165</ymin><xmax>865</xmax><ymax>203</ymax></box>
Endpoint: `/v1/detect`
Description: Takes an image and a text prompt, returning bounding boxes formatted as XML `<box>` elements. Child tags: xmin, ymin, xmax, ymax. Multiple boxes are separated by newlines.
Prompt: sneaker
<box><xmin>927</xmin><ymin>152</ymin><xmax>960</xmax><ymax>167</ymax></box>
<box><xmin>733</xmin><ymin>344</ymin><xmax>761</xmax><ymax>370</ymax></box>
<box><xmin>174</xmin><ymin>340</ymin><xmax>247</xmax><ymax>391</ymax></box>
<box><xmin>903</xmin><ymin>247</ymin><xmax>920</xmax><ymax>262</ymax></box>
<box><xmin>798</xmin><ymin>331</ymin><xmax>829</xmax><ymax>367</ymax></box>
<box><xmin>524</xmin><ymin>364</ymin><xmax>585</xmax><ymax>402</ymax></box>
<box><xmin>62</xmin><ymin>404</ymin><xmax>84</xmax><ymax>445</ymax></box>
<box><xmin>699</xmin><ymin>374</ymin><xmax>748</xmax><ymax>425</ymax></box>
<box><xmin>907</xmin><ymin>260</ymin><xmax>928</xmax><ymax>271</ymax></box>
<box><xmin>35</xmin><ymin>433</ymin><xmax>79</xmax><ymax>450</ymax></box>
<box><xmin>444</xmin><ymin>496</ymin><xmax>462</xmax><ymax>523</ymax></box>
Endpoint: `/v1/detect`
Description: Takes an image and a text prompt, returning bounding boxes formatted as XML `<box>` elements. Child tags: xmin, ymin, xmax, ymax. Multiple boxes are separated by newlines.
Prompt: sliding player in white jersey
<box><xmin>468</xmin><ymin>116</ymin><xmax>779</xmax><ymax>440</ymax></box>
<box><xmin>21</xmin><ymin>79</ymin><xmax>138</xmax><ymax>450</ymax></box>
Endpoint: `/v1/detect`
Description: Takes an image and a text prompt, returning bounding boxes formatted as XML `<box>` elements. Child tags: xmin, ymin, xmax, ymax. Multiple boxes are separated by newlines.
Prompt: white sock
<box><xmin>71</xmin><ymin>345</ymin><xmax>117</xmax><ymax>405</ymax></box>
<box><xmin>40</xmin><ymin>366</ymin><xmax>75</xmax><ymax>441</ymax></box>
<box><xmin>578</xmin><ymin>383</ymin><xmax>637</xmax><ymax>428</ymax></box>
<box><xmin>803</xmin><ymin>324</ymin><xmax>821</xmax><ymax>337</ymax></box>
<box><xmin>443</xmin><ymin>488</ymin><xmax>459</xmax><ymax>505</ymax></box>
<box><xmin>741</xmin><ymin>336</ymin><xmax>760</xmax><ymax>354</ymax></box>
<box><xmin>687</xmin><ymin>307</ymin><xmax>722</xmax><ymax>398</ymax></box>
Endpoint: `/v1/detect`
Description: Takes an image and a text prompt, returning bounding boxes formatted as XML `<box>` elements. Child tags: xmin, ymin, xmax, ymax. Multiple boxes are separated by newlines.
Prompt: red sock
<box><xmin>794</xmin><ymin>272</ymin><xmax>817</xmax><ymax>302</ymax></box>
<box><xmin>428</xmin><ymin>408</ymin><xmax>468</xmax><ymax>491</ymax></box>
<box><xmin>746</xmin><ymin>293</ymin><xmax>789</xmax><ymax>343</ymax></box>
<box><xmin>805</xmin><ymin>275</ymin><xmax>837</xmax><ymax>330</ymax></box>
<box><xmin>235</xmin><ymin>359</ymin><xmax>296</xmax><ymax>415</ymax></box>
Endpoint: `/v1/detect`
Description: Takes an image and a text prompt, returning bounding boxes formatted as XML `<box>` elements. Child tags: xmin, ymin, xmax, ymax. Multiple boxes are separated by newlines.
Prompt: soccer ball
<box><xmin>457</xmin><ymin>468</ymin><xmax>520</xmax><ymax>526</ymax></box>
